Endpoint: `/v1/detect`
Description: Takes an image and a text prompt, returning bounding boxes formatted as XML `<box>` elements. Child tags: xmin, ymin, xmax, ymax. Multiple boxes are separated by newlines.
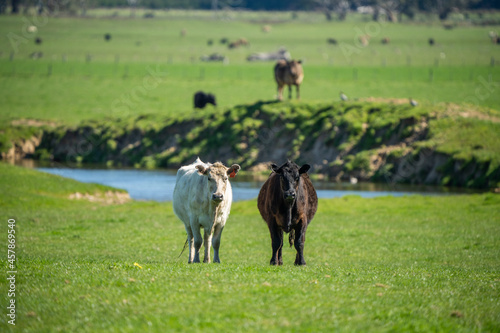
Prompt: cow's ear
<box><xmin>196</xmin><ymin>165</ymin><xmax>208</xmax><ymax>175</ymax></box>
<box><xmin>298</xmin><ymin>60</ymin><xmax>302</xmax><ymax>64</ymax></box>
<box><xmin>299</xmin><ymin>164</ymin><xmax>310</xmax><ymax>174</ymax></box>
<box><xmin>227</xmin><ymin>164</ymin><xmax>240</xmax><ymax>178</ymax></box>
<box><xmin>271</xmin><ymin>163</ymin><xmax>281</xmax><ymax>173</ymax></box>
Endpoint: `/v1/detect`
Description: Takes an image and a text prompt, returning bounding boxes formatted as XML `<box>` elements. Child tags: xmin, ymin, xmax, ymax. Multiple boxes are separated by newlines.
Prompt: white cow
<box><xmin>173</xmin><ymin>158</ymin><xmax>240</xmax><ymax>263</ymax></box>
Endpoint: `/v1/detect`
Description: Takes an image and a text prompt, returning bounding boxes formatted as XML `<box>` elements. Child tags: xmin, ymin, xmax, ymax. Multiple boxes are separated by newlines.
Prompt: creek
<box><xmin>35</xmin><ymin>165</ymin><xmax>481</xmax><ymax>202</ymax></box>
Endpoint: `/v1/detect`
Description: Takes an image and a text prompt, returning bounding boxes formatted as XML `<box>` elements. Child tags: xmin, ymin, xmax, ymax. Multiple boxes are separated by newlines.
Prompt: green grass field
<box><xmin>1</xmin><ymin>162</ymin><xmax>500</xmax><ymax>332</ymax></box>
<box><xmin>1</xmin><ymin>13</ymin><xmax>499</xmax><ymax>124</ymax></box>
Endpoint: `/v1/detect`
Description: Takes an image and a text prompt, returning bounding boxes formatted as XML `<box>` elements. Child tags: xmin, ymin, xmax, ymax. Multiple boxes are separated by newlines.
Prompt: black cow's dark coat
<box><xmin>257</xmin><ymin>160</ymin><xmax>318</xmax><ymax>265</ymax></box>
<box><xmin>194</xmin><ymin>91</ymin><xmax>217</xmax><ymax>109</ymax></box>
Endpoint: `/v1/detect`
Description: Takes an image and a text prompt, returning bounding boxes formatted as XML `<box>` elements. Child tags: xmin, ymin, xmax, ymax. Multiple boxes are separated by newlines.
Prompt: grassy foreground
<box><xmin>1</xmin><ymin>162</ymin><xmax>499</xmax><ymax>332</ymax></box>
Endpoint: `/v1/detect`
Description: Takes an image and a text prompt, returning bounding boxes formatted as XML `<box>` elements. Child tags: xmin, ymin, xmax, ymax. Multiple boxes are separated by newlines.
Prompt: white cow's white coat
<box><xmin>173</xmin><ymin>158</ymin><xmax>235</xmax><ymax>263</ymax></box>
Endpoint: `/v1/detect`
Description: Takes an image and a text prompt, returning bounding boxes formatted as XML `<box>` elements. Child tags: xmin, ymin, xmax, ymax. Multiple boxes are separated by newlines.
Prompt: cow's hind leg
<box><xmin>212</xmin><ymin>224</ymin><xmax>224</xmax><ymax>263</ymax></box>
<box><xmin>268</xmin><ymin>221</ymin><xmax>283</xmax><ymax>265</ymax></box>
<box><xmin>190</xmin><ymin>218</ymin><xmax>203</xmax><ymax>263</ymax></box>
<box><xmin>203</xmin><ymin>228</ymin><xmax>213</xmax><ymax>263</ymax></box>
<box><xmin>294</xmin><ymin>222</ymin><xmax>307</xmax><ymax>266</ymax></box>
<box><xmin>296</xmin><ymin>84</ymin><xmax>300</xmax><ymax>100</ymax></box>
<box><xmin>288</xmin><ymin>84</ymin><xmax>292</xmax><ymax>99</ymax></box>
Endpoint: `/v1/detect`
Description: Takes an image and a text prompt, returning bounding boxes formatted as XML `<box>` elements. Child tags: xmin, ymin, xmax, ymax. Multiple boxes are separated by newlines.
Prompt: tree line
<box><xmin>1</xmin><ymin>0</ymin><xmax>499</xmax><ymax>20</ymax></box>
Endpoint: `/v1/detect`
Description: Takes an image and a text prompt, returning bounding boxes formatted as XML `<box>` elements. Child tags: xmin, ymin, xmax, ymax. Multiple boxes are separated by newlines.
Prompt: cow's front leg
<box><xmin>212</xmin><ymin>224</ymin><xmax>224</xmax><ymax>263</ymax></box>
<box><xmin>269</xmin><ymin>221</ymin><xmax>283</xmax><ymax>266</ymax></box>
<box><xmin>190</xmin><ymin>219</ymin><xmax>203</xmax><ymax>263</ymax></box>
<box><xmin>294</xmin><ymin>222</ymin><xmax>307</xmax><ymax>266</ymax></box>
<box><xmin>277</xmin><ymin>84</ymin><xmax>284</xmax><ymax>101</ymax></box>
<box><xmin>203</xmin><ymin>228</ymin><xmax>213</xmax><ymax>263</ymax></box>
<box><xmin>185</xmin><ymin>225</ymin><xmax>195</xmax><ymax>263</ymax></box>
<box><xmin>296</xmin><ymin>84</ymin><xmax>300</xmax><ymax>100</ymax></box>
<box><xmin>288</xmin><ymin>84</ymin><xmax>292</xmax><ymax>99</ymax></box>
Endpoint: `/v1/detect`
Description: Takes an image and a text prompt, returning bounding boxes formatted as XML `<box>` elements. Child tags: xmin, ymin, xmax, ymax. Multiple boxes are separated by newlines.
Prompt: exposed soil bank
<box><xmin>2</xmin><ymin>100</ymin><xmax>499</xmax><ymax>188</ymax></box>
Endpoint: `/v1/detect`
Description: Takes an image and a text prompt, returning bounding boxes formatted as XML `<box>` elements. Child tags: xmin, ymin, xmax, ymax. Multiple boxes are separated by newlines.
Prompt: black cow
<box><xmin>257</xmin><ymin>160</ymin><xmax>318</xmax><ymax>266</ymax></box>
<box><xmin>194</xmin><ymin>91</ymin><xmax>217</xmax><ymax>109</ymax></box>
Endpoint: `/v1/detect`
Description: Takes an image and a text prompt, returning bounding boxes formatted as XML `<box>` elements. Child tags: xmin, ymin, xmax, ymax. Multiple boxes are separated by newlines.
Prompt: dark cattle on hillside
<box><xmin>104</xmin><ymin>33</ymin><xmax>111</xmax><ymax>41</ymax></box>
<box><xmin>257</xmin><ymin>161</ymin><xmax>318</xmax><ymax>266</ymax></box>
<box><xmin>193</xmin><ymin>91</ymin><xmax>217</xmax><ymax>109</ymax></box>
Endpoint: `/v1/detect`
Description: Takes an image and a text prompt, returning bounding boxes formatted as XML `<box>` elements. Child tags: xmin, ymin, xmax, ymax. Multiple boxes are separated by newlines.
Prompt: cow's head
<box><xmin>196</xmin><ymin>162</ymin><xmax>240</xmax><ymax>205</ymax></box>
<box><xmin>207</xmin><ymin>94</ymin><xmax>217</xmax><ymax>106</ymax></box>
<box><xmin>271</xmin><ymin>160</ymin><xmax>310</xmax><ymax>204</ymax></box>
<box><xmin>288</xmin><ymin>60</ymin><xmax>303</xmax><ymax>79</ymax></box>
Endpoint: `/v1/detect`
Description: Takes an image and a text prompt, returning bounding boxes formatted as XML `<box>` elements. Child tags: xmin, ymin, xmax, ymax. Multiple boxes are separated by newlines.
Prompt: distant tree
<box><xmin>11</xmin><ymin>0</ymin><xmax>19</xmax><ymax>13</ymax></box>
<box><xmin>0</xmin><ymin>0</ymin><xmax>7</xmax><ymax>14</ymax></box>
<box><xmin>361</xmin><ymin>0</ymin><xmax>483</xmax><ymax>22</ymax></box>
<box><xmin>314</xmin><ymin>0</ymin><xmax>350</xmax><ymax>21</ymax></box>
<box><xmin>424</xmin><ymin>0</ymin><xmax>481</xmax><ymax>20</ymax></box>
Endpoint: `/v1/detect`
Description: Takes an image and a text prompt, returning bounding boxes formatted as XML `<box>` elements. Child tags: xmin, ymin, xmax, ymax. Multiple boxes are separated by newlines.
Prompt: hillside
<box><xmin>2</xmin><ymin>100</ymin><xmax>500</xmax><ymax>189</ymax></box>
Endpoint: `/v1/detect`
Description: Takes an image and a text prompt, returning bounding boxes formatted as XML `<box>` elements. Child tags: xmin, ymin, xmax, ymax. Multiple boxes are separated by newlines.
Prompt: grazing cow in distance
<box><xmin>359</xmin><ymin>34</ymin><xmax>370</xmax><ymax>46</ymax></box>
<box><xmin>327</xmin><ymin>38</ymin><xmax>338</xmax><ymax>45</ymax></box>
<box><xmin>200</xmin><ymin>53</ymin><xmax>226</xmax><ymax>63</ymax></box>
<box><xmin>247</xmin><ymin>48</ymin><xmax>290</xmax><ymax>62</ymax></box>
<box><xmin>228</xmin><ymin>38</ymin><xmax>249</xmax><ymax>49</ymax></box>
<box><xmin>274</xmin><ymin>59</ymin><xmax>304</xmax><ymax>101</ymax></box>
<box><xmin>257</xmin><ymin>160</ymin><xmax>318</xmax><ymax>265</ymax></box>
<box><xmin>173</xmin><ymin>158</ymin><xmax>240</xmax><ymax>263</ymax></box>
<box><xmin>194</xmin><ymin>91</ymin><xmax>217</xmax><ymax>109</ymax></box>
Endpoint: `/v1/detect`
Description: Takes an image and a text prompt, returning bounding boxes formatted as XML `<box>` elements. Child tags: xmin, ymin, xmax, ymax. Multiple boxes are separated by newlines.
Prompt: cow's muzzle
<box><xmin>212</xmin><ymin>193</ymin><xmax>224</xmax><ymax>203</ymax></box>
<box><xmin>284</xmin><ymin>191</ymin><xmax>295</xmax><ymax>203</ymax></box>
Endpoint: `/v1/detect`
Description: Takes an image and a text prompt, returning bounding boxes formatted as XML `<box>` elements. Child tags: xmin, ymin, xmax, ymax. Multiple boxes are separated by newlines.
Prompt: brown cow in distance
<box><xmin>274</xmin><ymin>59</ymin><xmax>304</xmax><ymax>101</ymax></box>
<box><xmin>257</xmin><ymin>160</ymin><xmax>318</xmax><ymax>265</ymax></box>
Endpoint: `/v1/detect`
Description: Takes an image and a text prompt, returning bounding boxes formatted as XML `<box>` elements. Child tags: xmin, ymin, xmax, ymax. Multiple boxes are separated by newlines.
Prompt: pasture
<box><xmin>1</xmin><ymin>9</ymin><xmax>500</xmax><ymax>332</ymax></box>
<box><xmin>1</xmin><ymin>161</ymin><xmax>500</xmax><ymax>332</ymax></box>
<box><xmin>0</xmin><ymin>12</ymin><xmax>499</xmax><ymax>124</ymax></box>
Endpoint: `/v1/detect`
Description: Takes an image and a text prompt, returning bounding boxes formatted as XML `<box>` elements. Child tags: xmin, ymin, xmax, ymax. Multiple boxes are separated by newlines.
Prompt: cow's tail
<box><xmin>177</xmin><ymin>238</ymin><xmax>189</xmax><ymax>259</ymax></box>
<box><xmin>289</xmin><ymin>229</ymin><xmax>295</xmax><ymax>247</ymax></box>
